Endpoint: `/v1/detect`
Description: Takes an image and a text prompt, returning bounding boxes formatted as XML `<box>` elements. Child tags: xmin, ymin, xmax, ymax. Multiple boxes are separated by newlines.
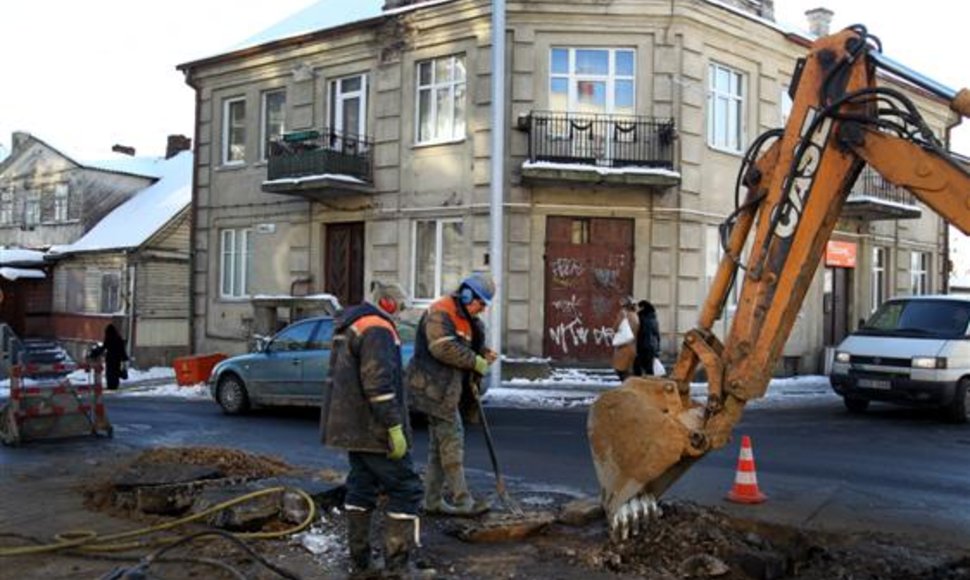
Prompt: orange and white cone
<box><xmin>726</xmin><ymin>435</ymin><xmax>767</xmax><ymax>504</ymax></box>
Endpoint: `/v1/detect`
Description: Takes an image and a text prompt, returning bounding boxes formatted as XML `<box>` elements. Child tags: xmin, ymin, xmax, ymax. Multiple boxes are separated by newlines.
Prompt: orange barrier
<box><xmin>173</xmin><ymin>353</ymin><xmax>227</xmax><ymax>386</ymax></box>
<box><xmin>726</xmin><ymin>435</ymin><xmax>767</xmax><ymax>504</ymax></box>
<box><xmin>1</xmin><ymin>363</ymin><xmax>112</xmax><ymax>446</ymax></box>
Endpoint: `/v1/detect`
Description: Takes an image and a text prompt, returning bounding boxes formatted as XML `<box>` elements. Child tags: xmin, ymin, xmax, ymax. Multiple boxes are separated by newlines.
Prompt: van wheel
<box><xmin>942</xmin><ymin>379</ymin><xmax>969</xmax><ymax>424</ymax></box>
<box><xmin>217</xmin><ymin>374</ymin><xmax>250</xmax><ymax>415</ymax></box>
<box><xmin>844</xmin><ymin>396</ymin><xmax>869</xmax><ymax>414</ymax></box>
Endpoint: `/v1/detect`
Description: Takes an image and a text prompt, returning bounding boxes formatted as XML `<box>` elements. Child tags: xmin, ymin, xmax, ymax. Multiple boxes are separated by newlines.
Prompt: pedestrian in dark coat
<box><xmin>636</xmin><ymin>300</ymin><xmax>661</xmax><ymax>376</ymax></box>
<box><xmin>91</xmin><ymin>324</ymin><xmax>128</xmax><ymax>390</ymax></box>
<box><xmin>320</xmin><ymin>281</ymin><xmax>423</xmax><ymax>577</ymax></box>
<box><xmin>405</xmin><ymin>273</ymin><xmax>497</xmax><ymax>516</ymax></box>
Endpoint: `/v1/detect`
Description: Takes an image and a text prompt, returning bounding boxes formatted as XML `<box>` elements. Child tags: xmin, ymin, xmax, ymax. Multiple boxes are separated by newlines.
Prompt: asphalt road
<box><xmin>3</xmin><ymin>395</ymin><xmax>969</xmax><ymax>547</ymax></box>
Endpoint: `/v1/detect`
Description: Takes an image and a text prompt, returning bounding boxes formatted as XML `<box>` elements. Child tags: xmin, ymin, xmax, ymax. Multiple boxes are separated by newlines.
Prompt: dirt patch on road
<box><xmin>131</xmin><ymin>446</ymin><xmax>296</xmax><ymax>478</ymax></box>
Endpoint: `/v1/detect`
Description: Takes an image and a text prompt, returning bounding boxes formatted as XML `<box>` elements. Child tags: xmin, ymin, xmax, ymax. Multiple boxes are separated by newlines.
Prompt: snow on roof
<box><xmin>53</xmin><ymin>152</ymin><xmax>193</xmax><ymax>254</ymax></box>
<box><xmin>0</xmin><ymin>247</ymin><xmax>46</xmax><ymax>265</ymax></box>
<box><xmin>83</xmin><ymin>156</ymin><xmax>167</xmax><ymax>179</ymax></box>
<box><xmin>0</xmin><ymin>267</ymin><xmax>45</xmax><ymax>281</ymax></box>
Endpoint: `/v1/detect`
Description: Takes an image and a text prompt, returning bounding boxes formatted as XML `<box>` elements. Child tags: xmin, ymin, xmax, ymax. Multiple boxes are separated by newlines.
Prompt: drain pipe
<box><xmin>489</xmin><ymin>0</ymin><xmax>506</xmax><ymax>392</ymax></box>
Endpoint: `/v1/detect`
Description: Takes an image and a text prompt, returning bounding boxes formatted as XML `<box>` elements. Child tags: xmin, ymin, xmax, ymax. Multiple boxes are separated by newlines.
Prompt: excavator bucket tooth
<box><xmin>587</xmin><ymin>376</ymin><xmax>703</xmax><ymax>523</ymax></box>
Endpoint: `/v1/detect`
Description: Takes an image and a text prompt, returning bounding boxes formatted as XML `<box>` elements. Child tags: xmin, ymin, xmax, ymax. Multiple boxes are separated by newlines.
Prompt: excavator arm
<box><xmin>588</xmin><ymin>27</ymin><xmax>970</xmax><ymax>539</ymax></box>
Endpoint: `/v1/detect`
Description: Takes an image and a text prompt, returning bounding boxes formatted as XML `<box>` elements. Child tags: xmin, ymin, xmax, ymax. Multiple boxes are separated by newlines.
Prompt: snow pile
<box><xmin>121</xmin><ymin>383</ymin><xmax>210</xmax><ymax>400</ymax></box>
<box><xmin>295</xmin><ymin>509</ymin><xmax>345</xmax><ymax>561</ymax></box>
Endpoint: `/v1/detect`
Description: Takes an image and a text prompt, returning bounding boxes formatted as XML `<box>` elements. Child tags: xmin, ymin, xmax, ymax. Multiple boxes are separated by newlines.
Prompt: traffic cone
<box><xmin>726</xmin><ymin>435</ymin><xmax>767</xmax><ymax>504</ymax></box>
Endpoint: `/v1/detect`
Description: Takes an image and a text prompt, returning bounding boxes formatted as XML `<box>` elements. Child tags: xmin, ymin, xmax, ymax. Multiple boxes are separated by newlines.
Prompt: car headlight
<box><xmin>834</xmin><ymin>351</ymin><xmax>851</xmax><ymax>363</ymax></box>
<box><xmin>911</xmin><ymin>356</ymin><xmax>946</xmax><ymax>369</ymax></box>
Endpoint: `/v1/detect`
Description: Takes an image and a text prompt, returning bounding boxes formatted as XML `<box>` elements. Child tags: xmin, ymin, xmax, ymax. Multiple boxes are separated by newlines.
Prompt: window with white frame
<box><xmin>780</xmin><ymin>85</ymin><xmax>793</xmax><ymax>126</ymax></box>
<box><xmin>220</xmin><ymin>228</ymin><xmax>254</xmax><ymax>298</ymax></box>
<box><xmin>24</xmin><ymin>191</ymin><xmax>40</xmax><ymax>226</ymax></box>
<box><xmin>416</xmin><ymin>55</ymin><xmax>466</xmax><ymax>144</ymax></box>
<box><xmin>0</xmin><ymin>187</ymin><xmax>12</xmax><ymax>225</ymax></box>
<box><xmin>54</xmin><ymin>184</ymin><xmax>69</xmax><ymax>222</ymax></box>
<box><xmin>911</xmin><ymin>251</ymin><xmax>930</xmax><ymax>295</ymax></box>
<box><xmin>871</xmin><ymin>246</ymin><xmax>888</xmax><ymax>310</ymax></box>
<box><xmin>260</xmin><ymin>90</ymin><xmax>286</xmax><ymax>161</ymax></box>
<box><xmin>223</xmin><ymin>97</ymin><xmax>247</xmax><ymax>165</ymax></box>
<box><xmin>412</xmin><ymin>219</ymin><xmax>465</xmax><ymax>301</ymax></box>
<box><xmin>549</xmin><ymin>47</ymin><xmax>635</xmax><ymax>116</ymax></box>
<box><xmin>705</xmin><ymin>226</ymin><xmax>741</xmax><ymax>313</ymax></box>
<box><xmin>100</xmin><ymin>272</ymin><xmax>121</xmax><ymax>313</ymax></box>
<box><xmin>330</xmin><ymin>74</ymin><xmax>367</xmax><ymax>140</ymax></box>
<box><xmin>707</xmin><ymin>63</ymin><xmax>745</xmax><ymax>152</ymax></box>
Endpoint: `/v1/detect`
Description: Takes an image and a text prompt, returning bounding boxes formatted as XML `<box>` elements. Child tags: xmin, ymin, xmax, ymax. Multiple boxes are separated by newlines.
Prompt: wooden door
<box><xmin>325</xmin><ymin>222</ymin><xmax>364</xmax><ymax>308</ymax></box>
<box><xmin>544</xmin><ymin>216</ymin><xmax>634</xmax><ymax>362</ymax></box>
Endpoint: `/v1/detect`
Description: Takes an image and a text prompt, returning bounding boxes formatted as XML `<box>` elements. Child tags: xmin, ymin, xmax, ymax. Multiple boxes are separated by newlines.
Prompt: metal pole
<box><xmin>489</xmin><ymin>0</ymin><xmax>505</xmax><ymax>392</ymax></box>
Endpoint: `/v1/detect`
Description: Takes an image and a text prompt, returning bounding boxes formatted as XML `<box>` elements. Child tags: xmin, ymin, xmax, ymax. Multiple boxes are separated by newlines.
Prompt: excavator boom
<box><xmin>588</xmin><ymin>27</ymin><xmax>970</xmax><ymax>538</ymax></box>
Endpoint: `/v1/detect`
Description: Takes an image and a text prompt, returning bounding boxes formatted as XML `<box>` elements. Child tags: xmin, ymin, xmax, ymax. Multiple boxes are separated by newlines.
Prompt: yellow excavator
<box><xmin>588</xmin><ymin>26</ymin><xmax>970</xmax><ymax>539</ymax></box>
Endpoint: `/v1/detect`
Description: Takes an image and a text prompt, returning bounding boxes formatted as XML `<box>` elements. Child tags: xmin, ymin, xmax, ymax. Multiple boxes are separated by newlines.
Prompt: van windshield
<box><xmin>858</xmin><ymin>299</ymin><xmax>970</xmax><ymax>338</ymax></box>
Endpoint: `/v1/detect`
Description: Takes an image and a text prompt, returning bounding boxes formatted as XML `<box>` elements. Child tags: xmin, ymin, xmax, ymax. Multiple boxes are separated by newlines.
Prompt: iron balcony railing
<box><xmin>524</xmin><ymin>111</ymin><xmax>676</xmax><ymax>169</ymax></box>
<box><xmin>849</xmin><ymin>165</ymin><xmax>917</xmax><ymax>207</ymax></box>
<box><xmin>267</xmin><ymin>128</ymin><xmax>374</xmax><ymax>183</ymax></box>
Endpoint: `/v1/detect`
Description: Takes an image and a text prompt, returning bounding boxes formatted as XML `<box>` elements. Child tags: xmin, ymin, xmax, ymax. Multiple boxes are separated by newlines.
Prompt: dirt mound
<box><xmin>592</xmin><ymin>501</ymin><xmax>970</xmax><ymax>580</ymax></box>
<box><xmin>131</xmin><ymin>446</ymin><xmax>296</xmax><ymax>478</ymax></box>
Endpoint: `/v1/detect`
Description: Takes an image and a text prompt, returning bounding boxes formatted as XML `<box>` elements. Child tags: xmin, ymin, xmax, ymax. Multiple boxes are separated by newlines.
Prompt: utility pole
<box><xmin>489</xmin><ymin>0</ymin><xmax>505</xmax><ymax>392</ymax></box>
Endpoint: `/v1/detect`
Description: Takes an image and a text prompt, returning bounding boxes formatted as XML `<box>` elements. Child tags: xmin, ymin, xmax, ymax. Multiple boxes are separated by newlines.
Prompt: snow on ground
<box><xmin>294</xmin><ymin>508</ymin><xmax>345</xmax><ymax>561</ymax></box>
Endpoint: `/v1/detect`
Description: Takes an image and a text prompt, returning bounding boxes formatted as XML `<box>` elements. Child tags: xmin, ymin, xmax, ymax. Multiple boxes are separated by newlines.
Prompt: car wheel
<box><xmin>942</xmin><ymin>379</ymin><xmax>969</xmax><ymax>424</ymax></box>
<box><xmin>843</xmin><ymin>396</ymin><xmax>869</xmax><ymax>414</ymax></box>
<box><xmin>217</xmin><ymin>374</ymin><xmax>250</xmax><ymax>415</ymax></box>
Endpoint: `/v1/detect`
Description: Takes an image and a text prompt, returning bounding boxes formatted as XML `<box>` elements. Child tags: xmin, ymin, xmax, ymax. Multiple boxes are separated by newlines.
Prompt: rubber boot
<box><xmin>346</xmin><ymin>508</ymin><xmax>374</xmax><ymax>578</ymax></box>
<box><xmin>384</xmin><ymin>514</ymin><xmax>419</xmax><ymax>578</ymax></box>
<box><xmin>439</xmin><ymin>461</ymin><xmax>490</xmax><ymax>517</ymax></box>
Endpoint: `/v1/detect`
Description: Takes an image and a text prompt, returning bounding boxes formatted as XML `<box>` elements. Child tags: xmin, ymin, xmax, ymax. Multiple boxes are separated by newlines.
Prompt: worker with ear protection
<box><xmin>320</xmin><ymin>281</ymin><xmax>423</xmax><ymax>577</ymax></box>
<box><xmin>405</xmin><ymin>273</ymin><xmax>498</xmax><ymax>516</ymax></box>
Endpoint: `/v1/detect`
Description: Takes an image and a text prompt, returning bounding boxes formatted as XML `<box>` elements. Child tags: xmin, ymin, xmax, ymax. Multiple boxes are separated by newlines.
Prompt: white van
<box><xmin>829</xmin><ymin>294</ymin><xmax>970</xmax><ymax>422</ymax></box>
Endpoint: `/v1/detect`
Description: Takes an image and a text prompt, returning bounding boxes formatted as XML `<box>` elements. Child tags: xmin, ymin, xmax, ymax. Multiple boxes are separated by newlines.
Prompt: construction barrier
<box><xmin>173</xmin><ymin>353</ymin><xmax>228</xmax><ymax>386</ymax></box>
<box><xmin>725</xmin><ymin>435</ymin><xmax>767</xmax><ymax>504</ymax></box>
<box><xmin>0</xmin><ymin>363</ymin><xmax>113</xmax><ymax>446</ymax></box>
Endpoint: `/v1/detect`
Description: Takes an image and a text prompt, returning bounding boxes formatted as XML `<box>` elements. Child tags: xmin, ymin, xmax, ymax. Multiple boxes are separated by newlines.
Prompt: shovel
<box><xmin>472</xmin><ymin>380</ymin><xmax>524</xmax><ymax>517</ymax></box>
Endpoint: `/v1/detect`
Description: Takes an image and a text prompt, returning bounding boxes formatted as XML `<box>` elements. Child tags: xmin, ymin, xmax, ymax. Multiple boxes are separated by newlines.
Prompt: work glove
<box><xmin>387</xmin><ymin>424</ymin><xmax>407</xmax><ymax>460</ymax></box>
<box><xmin>473</xmin><ymin>355</ymin><xmax>490</xmax><ymax>376</ymax></box>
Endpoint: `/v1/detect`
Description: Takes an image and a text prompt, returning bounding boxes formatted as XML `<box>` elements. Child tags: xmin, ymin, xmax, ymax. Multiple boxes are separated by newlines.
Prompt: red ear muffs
<box><xmin>378</xmin><ymin>296</ymin><xmax>398</xmax><ymax>314</ymax></box>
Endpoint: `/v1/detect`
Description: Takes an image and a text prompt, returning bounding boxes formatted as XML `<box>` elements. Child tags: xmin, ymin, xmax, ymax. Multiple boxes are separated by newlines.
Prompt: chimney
<box><xmin>112</xmin><ymin>144</ymin><xmax>136</xmax><ymax>156</ymax></box>
<box><xmin>383</xmin><ymin>0</ymin><xmax>416</xmax><ymax>9</ymax></box>
<box><xmin>12</xmin><ymin>131</ymin><xmax>31</xmax><ymax>153</ymax></box>
<box><xmin>805</xmin><ymin>7</ymin><xmax>834</xmax><ymax>37</ymax></box>
<box><xmin>165</xmin><ymin>134</ymin><xmax>192</xmax><ymax>159</ymax></box>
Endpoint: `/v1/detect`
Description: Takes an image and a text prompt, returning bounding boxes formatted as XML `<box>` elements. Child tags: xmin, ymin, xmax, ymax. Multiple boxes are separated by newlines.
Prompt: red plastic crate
<box><xmin>173</xmin><ymin>353</ymin><xmax>228</xmax><ymax>386</ymax></box>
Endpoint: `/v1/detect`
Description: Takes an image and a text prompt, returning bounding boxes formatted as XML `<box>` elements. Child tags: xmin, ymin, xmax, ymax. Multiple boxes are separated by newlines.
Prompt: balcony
<box><xmin>842</xmin><ymin>166</ymin><xmax>922</xmax><ymax>221</ymax></box>
<box><xmin>519</xmin><ymin>111</ymin><xmax>679</xmax><ymax>187</ymax></box>
<box><xmin>262</xmin><ymin>129</ymin><xmax>374</xmax><ymax>199</ymax></box>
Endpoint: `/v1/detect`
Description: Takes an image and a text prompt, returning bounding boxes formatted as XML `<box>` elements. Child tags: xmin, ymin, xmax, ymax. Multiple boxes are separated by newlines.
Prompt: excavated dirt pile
<box><xmin>591</xmin><ymin>501</ymin><xmax>970</xmax><ymax>580</ymax></box>
<box><xmin>131</xmin><ymin>446</ymin><xmax>296</xmax><ymax>478</ymax></box>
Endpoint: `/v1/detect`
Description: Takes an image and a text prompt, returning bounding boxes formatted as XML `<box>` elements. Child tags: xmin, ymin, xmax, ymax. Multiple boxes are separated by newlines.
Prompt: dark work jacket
<box><xmin>405</xmin><ymin>295</ymin><xmax>485</xmax><ymax>421</ymax></box>
<box><xmin>636</xmin><ymin>305</ymin><xmax>661</xmax><ymax>374</ymax></box>
<box><xmin>320</xmin><ymin>303</ymin><xmax>410</xmax><ymax>454</ymax></box>
<box><xmin>91</xmin><ymin>332</ymin><xmax>128</xmax><ymax>388</ymax></box>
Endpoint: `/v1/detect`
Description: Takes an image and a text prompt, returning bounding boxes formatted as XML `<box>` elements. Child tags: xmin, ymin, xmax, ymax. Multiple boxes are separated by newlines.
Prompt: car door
<box><xmin>296</xmin><ymin>318</ymin><xmax>334</xmax><ymax>401</ymax></box>
<box><xmin>248</xmin><ymin>319</ymin><xmax>319</xmax><ymax>401</ymax></box>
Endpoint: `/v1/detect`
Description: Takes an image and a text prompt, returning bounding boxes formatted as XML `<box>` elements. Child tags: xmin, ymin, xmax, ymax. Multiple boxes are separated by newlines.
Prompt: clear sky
<box><xmin>1</xmin><ymin>1</ymin><xmax>967</xmax><ymax>161</ymax></box>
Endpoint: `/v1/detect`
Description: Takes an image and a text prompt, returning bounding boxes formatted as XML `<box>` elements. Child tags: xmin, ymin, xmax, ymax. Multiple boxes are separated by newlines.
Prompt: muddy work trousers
<box><xmin>424</xmin><ymin>410</ymin><xmax>473</xmax><ymax>505</ymax></box>
<box><xmin>345</xmin><ymin>451</ymin><xmax>423</xmax><ymax>515</ymax></box>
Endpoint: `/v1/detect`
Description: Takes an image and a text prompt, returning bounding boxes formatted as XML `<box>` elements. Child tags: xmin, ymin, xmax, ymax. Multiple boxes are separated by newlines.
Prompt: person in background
<box><xmin>637</xmin><ymin>300</ymin><xmax>662</xmax><ymax>376</ymax></box>
<box><xmin>406</xmin><ymin>273</ymin><xmax>498</xmax><ymax>517</ymax></box>
<box><xmin>611</xmin><ymin>296</ymin><xmax>640</xmax><ymax>381</ymax></box>
<box><xmin>320</xmin><ymin>281</ymin><xmax>423</xmax><ymax>577</ymax></box>
<box><xmin>90</xmin><ymin>323</ymin><xmax>128</xmax><ymax>390</ymax></box>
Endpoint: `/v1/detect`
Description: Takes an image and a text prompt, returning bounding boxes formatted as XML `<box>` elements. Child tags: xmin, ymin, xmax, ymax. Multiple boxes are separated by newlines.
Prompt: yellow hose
<box><xmin>0</xmin><ymin>486</ymin><xmax>318</xmax><ymax>557</ymax></box>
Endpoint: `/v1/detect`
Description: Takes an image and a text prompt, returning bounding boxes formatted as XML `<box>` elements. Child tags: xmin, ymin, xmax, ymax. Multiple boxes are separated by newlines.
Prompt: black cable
<box><xmin>142</xmin><ymin>529</ymin><xmax>302</xmax><ymax>580</ymax></box>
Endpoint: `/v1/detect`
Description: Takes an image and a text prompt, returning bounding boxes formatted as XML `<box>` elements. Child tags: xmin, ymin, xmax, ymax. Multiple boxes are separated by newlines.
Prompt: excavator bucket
<box><xmin>587</xmin><ymin>376</ymin><xmax>704</xmax><ymax>526</ymax></box>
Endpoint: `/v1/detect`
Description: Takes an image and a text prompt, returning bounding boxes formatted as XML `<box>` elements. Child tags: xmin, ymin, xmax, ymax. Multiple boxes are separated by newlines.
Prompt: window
<box><xmin>549</xmin><ymin>48</ymin><xmax>635</xmax><ymax>115</ymax></box>
<box><xmin>412</xmin><ymin>219</ymin><xmax>465</xmax><ymax>301</ymax></box>
<box><xmin>220</xmin><ymin>228</ymin><xmax>254</xmax><ymax>298</ymax></box>
<box><xmin>260</xmin><ymin>90</ymin><xmax>286</xmax><ymax>161</ymax></box>
<box><xmin>911</xmin><ymin>251</ymin><xmax>930</xmax><ymax>295</ymax></box>
<box><xmin>0</xmin><ymin>187</ymin><xmax>12</xmax><ymax>225</ymax></box>
<box><xmin>65</xmin><ymin>269</ymin><xmax>85</xmax><ymax>312</ymax></box>
<box><xmin>223</xmin><ymin>97</ymin><xmax>247</xmax><ymax>165</ymax></box>
<box><xmin>571</xmin><ymin>219</ymin><xmax>590</xmax><ymax>245</ymax></box>
<box><xmin>780</xmin><ymin>85</ymin><xmax>793</xmax><ymax>126</ymax></box>
<box><xmin>872</xmin><ymin>247</ymin><xmax>887</xmax><ymax>310</ymax></box>
<box><xmin>708</xmin><ymin>63</ymin><xmax>745</xmax><ymax>152</ymax></box>
<box><xmin>24</xmin><ymin>191</ymin><xmax>40</xmax><ymax>226</ymax></box>
<box><xmin>416</xmin><ymin>55</ymin><xmax>466</xmax><ymax>144</ymax></box>
<box><xmin>100</xmin><ymin>272</ymin><xmax>121</xmax><ymax>313</ymax></box>
<box><xmin>705</xmin><ymin>226</ymin><xmax>740</xmax><ymax>314</ymax></box>
<box><xmin>330</xmin><ymin>74</ymin><xmax>367</xmax><ymax>140</ymax></box>
<box><xmin>269</xmin><ymin>320</ymin><xmax>317</xmax><ymax>352</ymax></box>
<box><xmin>54</xmin><ymin>184</ymin><xmax>69</xmax><ymax>222</ymax></box>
